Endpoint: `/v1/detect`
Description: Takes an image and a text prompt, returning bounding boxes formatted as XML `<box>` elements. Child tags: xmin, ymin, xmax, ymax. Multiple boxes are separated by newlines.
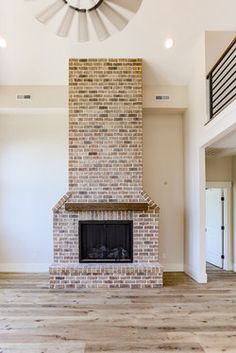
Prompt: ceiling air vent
<box><xmin>16</xmin><ymin>94</ymin><xmax>32</xmax><ymax>101</ymax></box>
<box><xmin>155</xmin><ymin>95</ymin><xmax>170</xmax><ymax>101</ymax></box>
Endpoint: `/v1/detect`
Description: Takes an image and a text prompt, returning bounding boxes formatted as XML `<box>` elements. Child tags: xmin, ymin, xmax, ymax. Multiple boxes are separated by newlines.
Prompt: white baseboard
<box><xmin>184</xmin><ymin>265</ymin><xmax>207</xmax><ymax>283</ymax></box>
<box><xmin>162</xmin><ymin>264</ymin><xmax>184</xmax><ymax>272</ymax></box>
<box><xmin>0</xmin><ymin>263</ymin><xmax>50</xmax><ymax>273</ymax></box>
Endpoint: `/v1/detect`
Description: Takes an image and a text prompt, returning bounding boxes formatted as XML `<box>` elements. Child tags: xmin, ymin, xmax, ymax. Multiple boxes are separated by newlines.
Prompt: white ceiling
<box><xmin>0</xmin><ymin>0</ymin><xmax>236</xmax><ymax>86</ymax></box>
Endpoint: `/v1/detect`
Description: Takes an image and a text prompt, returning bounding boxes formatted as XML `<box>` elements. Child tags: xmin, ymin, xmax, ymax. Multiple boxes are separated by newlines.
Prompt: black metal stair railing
<box><xmin>207</xmin><ymin>36</ymin><xmax>236</xmax><ymax>120</ymax></box>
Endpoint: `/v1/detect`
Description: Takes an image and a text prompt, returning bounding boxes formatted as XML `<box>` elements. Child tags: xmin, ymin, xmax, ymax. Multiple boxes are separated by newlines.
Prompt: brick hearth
<box><xmin>49</xmin><ymin>59</ymin><xmax>163</xmax><ymax>289</ymax></box>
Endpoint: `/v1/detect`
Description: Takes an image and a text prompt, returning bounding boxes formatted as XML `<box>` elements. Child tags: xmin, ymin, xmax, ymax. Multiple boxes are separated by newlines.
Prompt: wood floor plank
<box><xmin>0</xmin><ymin>342</ymin><xmax>85</xmax><ymax>353</ymax></box>
<box><xmin>0</xmin><ymin>265</ymin><xmax>235</xmax><ymax>352</ymax></box>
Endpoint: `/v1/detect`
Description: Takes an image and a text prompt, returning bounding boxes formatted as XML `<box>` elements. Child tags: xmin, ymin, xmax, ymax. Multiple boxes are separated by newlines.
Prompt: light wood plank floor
<box><xmin>0</xmin><ymin>265</ymin><xmax>236</xmax><ymax>352</ymax></box>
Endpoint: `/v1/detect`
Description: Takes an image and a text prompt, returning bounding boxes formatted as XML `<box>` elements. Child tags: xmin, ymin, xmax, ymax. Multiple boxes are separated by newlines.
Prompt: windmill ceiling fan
<box><xmin>28</xmin><ymin>0</ymin><xmax>143</xmax><ymax>41</ymax></box>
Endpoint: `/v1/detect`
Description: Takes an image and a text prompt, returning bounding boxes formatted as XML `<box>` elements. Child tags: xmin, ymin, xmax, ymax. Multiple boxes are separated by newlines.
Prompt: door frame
<box><xmin>206</xmin><ymin>181</ymin><xmax>232</xmax><ymax>271</ymax></box>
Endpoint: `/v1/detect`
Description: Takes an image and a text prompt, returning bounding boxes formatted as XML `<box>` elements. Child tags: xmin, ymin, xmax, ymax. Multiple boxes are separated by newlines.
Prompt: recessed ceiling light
<box><xmin>165</xmin><ymin>38</ymin><xmax>174</xmax><ymax>49</ymax></box>
<box><xmin>0</xmin><ymin>36</ymin><xmax>7</xmax><ymax>48</ymax></box>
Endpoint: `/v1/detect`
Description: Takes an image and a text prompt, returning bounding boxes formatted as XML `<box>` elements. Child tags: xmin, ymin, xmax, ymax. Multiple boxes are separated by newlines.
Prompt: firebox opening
<box><xmin>79</xmin><ymin>221</ymin><xmax>133</xmax><ymax>263</ymax></box>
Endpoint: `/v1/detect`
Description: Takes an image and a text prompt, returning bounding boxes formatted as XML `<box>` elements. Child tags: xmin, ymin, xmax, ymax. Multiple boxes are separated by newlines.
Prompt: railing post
<box><xmin>209</xmin><ymin>73</ymin><xmax>213</xmax><ymax>120</ymax></box>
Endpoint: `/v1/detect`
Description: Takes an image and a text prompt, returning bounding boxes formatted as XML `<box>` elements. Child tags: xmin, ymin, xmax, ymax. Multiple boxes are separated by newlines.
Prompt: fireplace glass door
<box><xmin>79</xmin><ymin>221</ymin><xmax>133</xmax><ymax>263</ymax></box>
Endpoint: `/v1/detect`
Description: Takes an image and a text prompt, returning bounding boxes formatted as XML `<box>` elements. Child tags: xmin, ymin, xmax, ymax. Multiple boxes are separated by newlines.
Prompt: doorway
<box><xmin>205</xmin><ymin>182</ymin><xmax>232</xmax><ymax>271</ymax></box>
<box><xmin>206</xmin><ymin>188</ymin><xmax>224</xmax><ymax>268</ymax></box>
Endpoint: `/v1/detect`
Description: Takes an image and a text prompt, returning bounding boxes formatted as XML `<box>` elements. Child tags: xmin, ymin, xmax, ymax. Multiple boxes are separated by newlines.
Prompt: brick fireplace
<box><xmin>49</xmin><ymin>58</ymin><xmax>163</xmax><ymax>289</ymax></box>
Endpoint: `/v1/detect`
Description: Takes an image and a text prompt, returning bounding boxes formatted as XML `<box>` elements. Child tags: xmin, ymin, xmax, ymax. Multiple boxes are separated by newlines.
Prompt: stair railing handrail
<box><xmin>206</xmin><ymin>36</ymin><xmax>236</xmax><ymax>120</ymax></box>
<box><xmin>206</xmin><ymin>36</ymin><xmax>236</xmax><ymax>79</ymax></box>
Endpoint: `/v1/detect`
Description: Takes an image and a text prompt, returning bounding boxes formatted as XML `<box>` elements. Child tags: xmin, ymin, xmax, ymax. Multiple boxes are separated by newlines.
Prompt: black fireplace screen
<box><xmin>79</xmin><ymin>221</ymin><xmax>133</xmax><ymax>263</ymax></box>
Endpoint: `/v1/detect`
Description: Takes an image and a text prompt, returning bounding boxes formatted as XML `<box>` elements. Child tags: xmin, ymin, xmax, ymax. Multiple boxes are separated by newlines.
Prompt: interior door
<box><xmin>206</xmin><ymin>188</ymin><xmax>223</xmax><ymax>268</ymax></box>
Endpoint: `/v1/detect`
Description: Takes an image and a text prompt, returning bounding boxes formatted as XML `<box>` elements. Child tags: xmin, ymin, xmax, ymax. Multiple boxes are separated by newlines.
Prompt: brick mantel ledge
<box><xmin>53</xmin><ymin>190</ymin><xmax>159</xmax><ymax>213</ymax></box>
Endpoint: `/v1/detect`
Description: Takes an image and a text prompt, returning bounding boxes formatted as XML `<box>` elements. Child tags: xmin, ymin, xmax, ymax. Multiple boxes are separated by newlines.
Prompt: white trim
<box><xmin>233</xmin><ymin>263</ymin><xmax>236</xmax><ymax>272</ymax></box>
<box><xmin>162</xmin><ymin>264</ymin><xmax>184</xmax><ymax>272</ymax></box>
<box><xmin>201</xmin><ymin>100</ymin><xmax>236</xmax><ymax>148</ymax></box>
<box><xmin>206</xmin><ymin>182</ymin><xmax>232</xmax><ymax>189</ymax></box>
<box><xmin>199</xmin><ymin>147</ymin><xmax>207</xmax><ymax>282</ymax></box>
<box><xmin>184</xmin><ymin>265</ymin><xmax>208</xmax><ymax>283</ymax></box>
<box><xmin>0</xmin><ymin>263</ymin><xmax>50</xmax><ymax>272</ymax></box>
<box><xmin>205</xmin><ymin>182</ymin><xmax>233</xmax><ymax>271</ymax></box>
<box><xmin>0</xmin><ymin>108</ymin><xmax>67</xmax><ymax>116</ymax></box>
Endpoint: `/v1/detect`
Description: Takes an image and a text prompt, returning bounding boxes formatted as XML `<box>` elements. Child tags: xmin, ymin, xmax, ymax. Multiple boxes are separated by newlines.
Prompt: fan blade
<box><xmin>107</xmin><ymin>0</ymin><xmax>142</xmax><ymax>13</ymax></box>
<box><xmin>99</xmin><ymin>1</ymin><xmax>128</xmax><ymax>30</ymax></box>
<box><xmin>36</xmin><ymin>0</ymin><xmax>66</xmax><ymax>24</ymax></box>
<box><xmin>78</xmin><ymin>11</ymin><xmax>89</xmax><ymax>42</ymax></box>
<box><xmin>89</xmin><ymin>10</ymin><xmax>110</xmax><ymax>41</ymax></box>
<box><xmin>57</xmin><ymin>7</ymin><xmax>75</xmax><ymax>36</ymax></box>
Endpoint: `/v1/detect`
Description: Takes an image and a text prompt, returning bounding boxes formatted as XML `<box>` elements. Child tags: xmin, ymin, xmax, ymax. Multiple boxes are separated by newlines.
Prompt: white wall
<box><xmin>0</xmin><ymin>112</ymin><xmax>67</xmax><ymax>271</ymax></box>
<box><xmin>184</xmin><ymin>33</ymin><xmax>207</xmax><ymax>283</ymax></box>
<box><xmin>143</xmin><ymin>112</ymin><xmax>184</xmax><ymax>271</ymax></box>
<box><xmin>143</xmin><ymin>85</ymin><xmax>187</xmax><ymax>110</ymax></box>
<box><xmin>0</xmin><ymin>109</ymin><xmax>185</xmax><ymax>272</ymax></box>
<box><xmin>184</xmin><ymin>31</ymin><xmax>236</xmax><ymax>283</ymax></box>
<box><xmin>0</xmin><ymin>86</ymin><xmax>67</xmax><ymax>108</ymax></box>
<box><xmin>206</xmin><ymin>156</ymin><xmax>233</xmax><ymax>182</ymax></box>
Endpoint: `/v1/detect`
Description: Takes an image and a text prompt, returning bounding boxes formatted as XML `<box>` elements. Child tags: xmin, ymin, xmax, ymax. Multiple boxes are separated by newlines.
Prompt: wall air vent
<box><xmin>16</xmin><ymin>94</ymin><xmax>31</xmax><ymax>101</ymax></box>
<box><xmin>155</xmin><ymin>95</ymin><xmax>170</xmax><ymax>101</ymax></box>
